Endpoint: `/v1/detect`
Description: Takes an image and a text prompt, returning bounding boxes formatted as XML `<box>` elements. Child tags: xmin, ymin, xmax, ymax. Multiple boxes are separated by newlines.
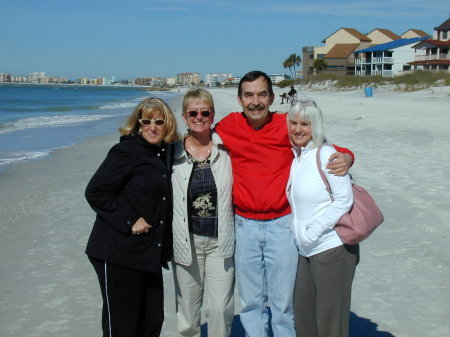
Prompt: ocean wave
<box><xmin>99</xmin><ymin>101</ymin><xmax>140</xmax><ymax>110</ymax></box>
<box><xmin>99</xmin><ymin>95</ymin><xmax>148</xmax><ymax>110</ymax></box>
<box><xmin>0</xmin><ymin>150</ymin><xmax>50</xmax><ymax>166</ymax></box>
<box><xmin>0</xmin><ymin>114</ymin><xmax>117</xmax><ymax>134</ymax></box>
<box><xmin>0</xmin><ymin>105</ymin><xmax>101</xmax><ymax>113</ymax></box>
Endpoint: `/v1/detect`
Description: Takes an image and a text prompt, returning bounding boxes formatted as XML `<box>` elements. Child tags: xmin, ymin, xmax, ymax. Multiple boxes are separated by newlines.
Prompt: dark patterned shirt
<box><xmin>187</xmin><ymin>156</ymin><xmax>218</xmax><ymax>237</ymax></box>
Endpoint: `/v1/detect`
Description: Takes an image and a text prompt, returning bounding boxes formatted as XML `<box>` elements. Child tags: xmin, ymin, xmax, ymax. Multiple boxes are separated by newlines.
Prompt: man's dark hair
<box><xmin>238</xmin><ymin>71</ymin><xmax>274</xmax><ymax>98</ymax></box>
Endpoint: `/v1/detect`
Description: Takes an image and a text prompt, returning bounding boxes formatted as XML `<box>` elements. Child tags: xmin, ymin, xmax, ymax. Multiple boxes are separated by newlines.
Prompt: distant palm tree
<box><xmin>283</xmin><ymin>58</ymin><xmax>294</xmax><ymax>79</ymax></box>
<box><xmin>313</xmin><ymin>58</ymin><xmax>328</xmax><ymax>74</ymax></box>
<box><xmin>291</xmin><ymin>54</ymin><xmax>301</xmax><ymax>79</ymax></box>
<box><xmin>283</xmin><ymin>53</ymin><xmax>302</xmax><ymax>80</ymax></box>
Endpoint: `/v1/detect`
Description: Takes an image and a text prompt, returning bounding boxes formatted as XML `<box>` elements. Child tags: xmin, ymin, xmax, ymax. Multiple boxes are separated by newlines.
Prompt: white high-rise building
<box><xmin>28</xmin><ymin>72</ymin><xmax>47</xmax><ymax>83</ymax></box>
<box><xmin>204</xmin><ymin>73</ymin><xmax>233</xmax><ymax>86</ymax></box>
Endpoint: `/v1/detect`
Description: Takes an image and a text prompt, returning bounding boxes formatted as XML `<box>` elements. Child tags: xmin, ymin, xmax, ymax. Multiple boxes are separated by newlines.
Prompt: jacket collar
<box><xmin>291</xmin><ymin>140</ymin><xmax>315</xmax><ymax>159</ymax></box>
<box><xmin>174</xmin><ymin>131</ymin><xmax>222</xmax><ymax>161</ymax></box>
<box><xmin>120</xmin><ymin>134</ymin><xmax>167</xmax><ymax>154</ymax></box>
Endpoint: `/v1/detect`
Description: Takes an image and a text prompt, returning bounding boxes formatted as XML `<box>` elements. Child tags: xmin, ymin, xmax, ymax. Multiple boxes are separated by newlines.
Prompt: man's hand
<box><xmin>131</xmin><ymin>217</ymin><xmax>152</xmax><ymax>235</ymax></box>
<box><xmin>326</xmin><ymin>152</ymin><xmax>353</xmax><ymax>176</ymax></box>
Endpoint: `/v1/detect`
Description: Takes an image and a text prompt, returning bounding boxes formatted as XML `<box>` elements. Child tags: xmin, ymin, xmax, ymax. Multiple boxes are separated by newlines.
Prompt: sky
<box><xmin>1</xmin><ymin>0</ymin><xmax>449</xmax><ymax>80</ymax></box>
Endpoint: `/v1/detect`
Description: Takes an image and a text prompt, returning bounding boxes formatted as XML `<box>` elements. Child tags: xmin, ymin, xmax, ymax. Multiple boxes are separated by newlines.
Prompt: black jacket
<box><xmin>85</xmin><ymin>135</ymin><xmax>174</xmax><ymax>272</ymax></box>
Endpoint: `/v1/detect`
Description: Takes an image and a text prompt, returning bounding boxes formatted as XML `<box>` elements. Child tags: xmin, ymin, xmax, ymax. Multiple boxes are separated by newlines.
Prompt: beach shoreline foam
<box><xmin>0</xmin><ymin>85</ymin><xmax>449</xmax><ymax>337</ymax></box>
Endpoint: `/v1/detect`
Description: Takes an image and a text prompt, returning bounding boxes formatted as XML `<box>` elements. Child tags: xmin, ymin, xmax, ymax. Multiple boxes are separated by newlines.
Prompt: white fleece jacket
<box><xmin>287</xmin><ymin>143</ymin><xmax>354</xmax><ymax>257</ymax></box>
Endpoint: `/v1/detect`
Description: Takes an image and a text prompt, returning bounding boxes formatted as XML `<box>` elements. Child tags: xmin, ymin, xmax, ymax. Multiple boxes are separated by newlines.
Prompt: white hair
<box><xmin>287</xmin><ymin>100</ymin><xmax>326</xmax><ymax>148</ymax></box>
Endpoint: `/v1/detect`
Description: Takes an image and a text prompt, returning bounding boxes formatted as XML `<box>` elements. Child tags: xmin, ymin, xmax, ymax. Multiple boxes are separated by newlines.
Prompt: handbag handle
<box><xmin>316</xmin><ymin>146</ymin><xmax>354</xmax><ymax>200</ymax></box>
<box><xmin>315</xmin><ymin>146</ymin><xmax>334</xmax><ymax>199</ymax></box>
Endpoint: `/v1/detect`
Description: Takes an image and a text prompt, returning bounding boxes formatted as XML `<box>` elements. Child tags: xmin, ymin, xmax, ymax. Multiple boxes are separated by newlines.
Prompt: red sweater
<box><xmin>216</xmin><ymin>112</ymin><xmax>354</xmax><ymax>220</ymax></box>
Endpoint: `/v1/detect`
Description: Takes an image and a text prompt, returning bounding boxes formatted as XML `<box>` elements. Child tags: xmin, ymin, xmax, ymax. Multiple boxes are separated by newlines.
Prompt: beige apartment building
<box><xmin>177</xmin><ymin>72</ymin><xmax>200</xmax><ymax>86</ymax></box>
<box><xmin>302</xmin><ymin>26</ymin><xmax>430</xmax><ymax>78</ymax></box>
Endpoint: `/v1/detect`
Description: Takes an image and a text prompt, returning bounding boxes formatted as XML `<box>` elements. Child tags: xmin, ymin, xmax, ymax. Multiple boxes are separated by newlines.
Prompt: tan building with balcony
<box><xmin>303</xmin><ymin>27</ymin><xmax>371</xmax><ymax>77</ymax></box>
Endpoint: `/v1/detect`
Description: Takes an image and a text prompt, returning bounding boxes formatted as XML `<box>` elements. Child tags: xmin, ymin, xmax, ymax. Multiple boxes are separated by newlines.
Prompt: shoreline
<box><xmin>0</xmin><ymin>90</ymin><xmax>183</xmax><ymax>175</ymax></box>
<box><xmin>1</xmin><ymin>86</ymin><xmax>449</xmax><ymax>336</ymax></box>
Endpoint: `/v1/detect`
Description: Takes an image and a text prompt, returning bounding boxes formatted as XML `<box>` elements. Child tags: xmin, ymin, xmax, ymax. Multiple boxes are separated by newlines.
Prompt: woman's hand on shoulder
<box><xmin>131</xmin><ymin>217</ymin><xmax>152</xmax><ymax>235</ymax></box>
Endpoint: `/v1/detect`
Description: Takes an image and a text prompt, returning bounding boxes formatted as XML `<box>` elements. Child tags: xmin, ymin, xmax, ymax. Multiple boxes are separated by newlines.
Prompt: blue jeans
<box><xmin>234</xmin><ymin>214</ymin><xmax>298</xmax><ymax>337</ymax></box>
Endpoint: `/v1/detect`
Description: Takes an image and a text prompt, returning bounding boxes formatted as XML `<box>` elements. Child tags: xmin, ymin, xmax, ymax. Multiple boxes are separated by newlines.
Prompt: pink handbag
<box><xmin>316</xmin><ymin>147</ymin><xmax>384</xmax><ymax>245</ymax></box>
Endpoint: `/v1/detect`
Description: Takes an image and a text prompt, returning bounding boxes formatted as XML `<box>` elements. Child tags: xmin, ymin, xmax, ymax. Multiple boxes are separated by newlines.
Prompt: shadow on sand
<box><xmin>200</xmin><ymin>312</ymin><xmax>396</xmax><ymax>337</ymax></box>
<box><xmin>349</xmin><ymin>312</ymin><xmax>396</xmax><ymax>337</ymax></box>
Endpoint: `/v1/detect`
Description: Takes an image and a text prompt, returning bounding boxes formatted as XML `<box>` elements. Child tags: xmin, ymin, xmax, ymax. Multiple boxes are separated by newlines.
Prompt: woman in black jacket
<box><xmin>85</xmin><ymin>97</ymin><xmax>179</xmax><ymax>337</ymax></box>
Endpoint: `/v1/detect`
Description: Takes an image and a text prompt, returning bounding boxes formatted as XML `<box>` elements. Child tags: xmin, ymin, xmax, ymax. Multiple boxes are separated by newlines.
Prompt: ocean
<box><xmin>0</xmin><ymin>84</ymin><xmax>178</xmax><ymax>170</ymax></box>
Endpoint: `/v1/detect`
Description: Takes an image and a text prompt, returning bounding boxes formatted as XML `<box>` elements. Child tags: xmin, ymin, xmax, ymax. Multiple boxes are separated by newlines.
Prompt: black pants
<box><xmin>89</xmin><ymin>257</ymin><xmax>164</xmax><ymax>337</ymax></box>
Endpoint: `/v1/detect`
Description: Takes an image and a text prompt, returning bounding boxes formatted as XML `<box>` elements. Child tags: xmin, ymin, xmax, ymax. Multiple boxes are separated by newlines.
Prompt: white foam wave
<box><xmin>0</xmin><ymin>114</ymin><xmax>116</xmax><ymax>134</ymax></box>
<box><xmin>100</xmin><ymin>101</ymin><xmax>138</xmax><ymax>110</ymax></box>
<box><xmin>98</xmin><ymin>93</ymin><xmax>176</xmax><ymax>110</ymax></box>
<box><xmin>99</xmin><ymin>95</ymin><xmax>147</xmax><ymax>110</ymax></box>
<box><xmin>0</xmin><ymin>150</ymin><xmax>50</xmax><ymax>166</ymax></box>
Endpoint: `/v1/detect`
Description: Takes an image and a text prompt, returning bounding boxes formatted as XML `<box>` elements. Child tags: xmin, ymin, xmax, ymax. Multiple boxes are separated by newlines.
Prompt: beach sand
<box><xmin>0</xmin><ymin>85</ymin><xmax>449</xmax><ymax>337</ymax></box>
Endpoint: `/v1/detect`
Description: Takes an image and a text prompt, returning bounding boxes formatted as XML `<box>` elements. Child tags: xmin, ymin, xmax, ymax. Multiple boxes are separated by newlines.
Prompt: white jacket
<box><xmin>287</xmin><ymin>143</ymin><xmax>353</xmax><ymax>257</ymax></box>
<box><xmin>172</xmin><ymin>132</ymin><xmax>234</xmax><ymax>265</ymax></box>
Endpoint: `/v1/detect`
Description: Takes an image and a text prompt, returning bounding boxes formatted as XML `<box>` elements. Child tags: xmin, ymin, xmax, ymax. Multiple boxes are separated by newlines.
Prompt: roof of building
<box><xmin>325</xmin><ymin>43</ymin><xmax>360</xmax><ymax>58</ymax></box>
<box><xmin>355</xmin><ymin>36</ymin><xmax>429</xmax><ymax>53</ymax></box>
<box><xmin>400</xmin><ymin>29</ymin><xmax>430</xmax><ymax>37</ymax></box>
<box><xmin>322</xmin><ymin>27</ymin><xmax>371</xmax><ymax>43</ymax></box>
<box><xmin>413</xmin><ymin>39</ymin><xmax>450</xmax><ymax>48</ymax></box>
<box><xmin>434</xmin><ymin>18</ymin><xmax>450</xmax><ymax>31</ymax></box>
<box><xmin>368</xmin><ymin>28</ymin><xmax>401</xmax><ymax>40</ymax></box>
<box><xmin>408</xmin><ymin>59</ymin><xmax>450</xmax><ymax>65</ymax></box>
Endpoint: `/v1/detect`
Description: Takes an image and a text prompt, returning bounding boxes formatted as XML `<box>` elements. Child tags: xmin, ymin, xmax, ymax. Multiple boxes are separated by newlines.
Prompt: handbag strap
<box><xmin>315</xmin><ymin>146</ymin><xmax>333</xmax><ymax>199</ymax></box>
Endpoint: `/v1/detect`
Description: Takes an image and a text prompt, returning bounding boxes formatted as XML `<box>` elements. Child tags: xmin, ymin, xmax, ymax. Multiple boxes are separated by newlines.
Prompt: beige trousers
<box><xmin>173</xmin><ymin>234</ymin><xmax>235</xmax><ymax>337</ymax></box>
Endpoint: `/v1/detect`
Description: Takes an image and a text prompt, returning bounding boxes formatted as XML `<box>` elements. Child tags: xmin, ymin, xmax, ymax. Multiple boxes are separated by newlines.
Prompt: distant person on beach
<box><xmin>215</xmin><ymin>70</ymin><xmax>354</xmax><ymax>337</ymax></box>
<box><xmin>288</xmin><ymin>85</ymin><xmax>298</xmax><ymax>103</ymax></box>
<box><xmin>172</xmin><ymin>88</ymin><xmax>235</xmax><ymax>337</ymax></box>
<box><xmin>85</xmin><ymin>98</ymin><xmax>179</xmax><ymax>337</ymax></box>
<box><xmin>287</xmin><ymin>99</ymin><xmax>358</xmax><ymax>337</ymax></box>
<box><xmin>280</xmin><ymin>92</ymin><xmax>288</xmax><ymax>104</ymax></box>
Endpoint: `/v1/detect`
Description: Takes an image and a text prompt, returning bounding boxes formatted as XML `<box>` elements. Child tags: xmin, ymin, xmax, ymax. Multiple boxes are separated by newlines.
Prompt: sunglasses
<box><xmin>291</xmin><ymin>99</ymin><xmax>316</xmax><ymax>107</ymax></box>
<box><xmin>186</xmin><ymin>110</ymin><xmax>212</xmax><ymax>118</ymax></box>
<box><xmin>139</xmin><ymin>118</ymin><xmax>165</xmax><ymax>126</ymax></box>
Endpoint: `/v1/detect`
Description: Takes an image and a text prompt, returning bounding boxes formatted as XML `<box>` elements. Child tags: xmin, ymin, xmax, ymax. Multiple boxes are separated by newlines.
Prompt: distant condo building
<box><xmin>269</xmin><ymin>74</ymin><xmax>285</xmax><ymax>84</ymax></box>
<box><xmin>0</xmin><ymin>73</ymin><xmax>12</xmax><ymax>82</ymax></box>
<box><xmin>177</xmin><ymin>72</ymin><xmax>200</xmax><ymax>86</ymax></box>
<box><xmin>205</xmin><ymin>73</ymin><xmax>233</xmax><ymax>86</ymax></box>
<box><xmin>165</xmin><ymin>77</ymin><xmax>176</xmax><ymax>86</ymax></box>
<box><xmin>135</xmin><ymin>77</ymin><xmax>165</xmax><ymax>86</ymax></box>
<box><xmin>12</xmin><ymin>76</ymin><xmax>27</xmax><ymax>82</ymax></box>
<box><xmin>28</xmin><ymin>72</ymin><xmax>46</xmax><ymax>83</ymax></box>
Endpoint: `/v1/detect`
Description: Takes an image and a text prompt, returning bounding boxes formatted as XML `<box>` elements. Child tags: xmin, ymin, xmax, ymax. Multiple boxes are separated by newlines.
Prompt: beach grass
<box><xmin>279</xmin><ymin>71</ymin><xmax>450</xmax><ymax>91</ymax></box>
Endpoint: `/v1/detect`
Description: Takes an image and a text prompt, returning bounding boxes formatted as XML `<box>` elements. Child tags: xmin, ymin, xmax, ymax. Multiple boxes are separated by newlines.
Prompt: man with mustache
<box><xmin>215</xmin><ymin>71</ymin><xmax>353</xmax><ymax>337</ymax></box>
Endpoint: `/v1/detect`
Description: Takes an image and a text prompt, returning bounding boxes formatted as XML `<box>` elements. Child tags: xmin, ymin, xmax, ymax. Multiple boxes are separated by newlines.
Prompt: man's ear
<box><xmin>269</xmin><ymin>94</ymin><xmax>275</xmax><ymax>105</ymax></box>
<box><xmin>237</xmin><ymin>95</ymin><xmax>243</xmax><ymax>107</ymax></box>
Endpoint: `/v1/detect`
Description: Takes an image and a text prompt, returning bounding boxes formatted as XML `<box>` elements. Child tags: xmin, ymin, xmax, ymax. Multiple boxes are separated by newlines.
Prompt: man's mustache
<box><xmin>247</xmin><ymin>104</ymin><xmax>265</xmax><ymax>111</ymax></box>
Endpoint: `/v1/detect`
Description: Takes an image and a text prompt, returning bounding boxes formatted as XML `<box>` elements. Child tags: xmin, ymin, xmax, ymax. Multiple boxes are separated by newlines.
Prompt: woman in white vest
<box><xmin>286</xmin><ymin>99</ymin><xmax>358</xmax><ymax>337</ymax></box>
<box><xmin>172</xmin><ymin>88</ymin><xmax>234</xmax><ymax>337</ymax></box>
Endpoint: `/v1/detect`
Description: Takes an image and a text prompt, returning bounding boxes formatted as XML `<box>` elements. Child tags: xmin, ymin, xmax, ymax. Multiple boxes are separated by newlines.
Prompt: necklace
<box><xmin>185</xmin><ymin>136</ymin><xmax>212</xmax><ymax>161</ymax></box>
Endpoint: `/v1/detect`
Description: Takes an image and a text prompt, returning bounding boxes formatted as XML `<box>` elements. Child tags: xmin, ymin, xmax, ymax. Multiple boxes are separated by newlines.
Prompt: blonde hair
<box><xmin>120</xmin><ymin>97</ymin><xmax>179</xmax><ymax>143</ymax></box>
<box><xmin>182</xmin><ymin>88</ymin><xmax>215</xmax><ymax>114</ymax></box>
